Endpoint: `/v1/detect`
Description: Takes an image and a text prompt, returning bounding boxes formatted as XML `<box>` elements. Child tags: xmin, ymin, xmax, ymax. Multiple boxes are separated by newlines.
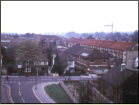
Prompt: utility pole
<box><xmin>104</xmin><ymin>22</ymin><xmax>113</xmax><ymax>40</ymax></box>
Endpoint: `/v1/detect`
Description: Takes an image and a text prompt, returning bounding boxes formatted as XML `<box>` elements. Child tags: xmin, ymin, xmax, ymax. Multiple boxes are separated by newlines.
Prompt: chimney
<box><xmin>106</xmin><ymin>39</ymin><xmax>108</xmax><ymax>41</ymax></box>
<box><xmin>127</xmin><ymin>40</ymin><xmax>128</xmax><ymax>42</ymax></box>
<box><xmin>115</xmin><ymin>40</ymin><xmax>117</xmax><ymax>42</ymax></box>
<box><xmin>121</xmin><ymin>63</ymin><xmax>125</xmax><ymax>71</ymax></box>
<box><xmin>99</xmin><ymin>38</ymin><xmax>101</xmax><ymax>40</ymax></box>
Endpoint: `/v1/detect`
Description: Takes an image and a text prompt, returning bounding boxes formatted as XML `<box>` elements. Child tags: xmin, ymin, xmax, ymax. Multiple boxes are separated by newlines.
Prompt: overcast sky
<box><xmin>1</xmin><ymin>1</ymin><xmax>138</xmax><ymax>34</ymax></box>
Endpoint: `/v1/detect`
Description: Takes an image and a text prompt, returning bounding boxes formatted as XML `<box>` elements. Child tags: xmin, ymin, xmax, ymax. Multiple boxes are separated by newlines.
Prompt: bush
<box><xmin>7</xmin><ymin>63</ymin><xmax>15</xmax><ymax>75</ymax></box>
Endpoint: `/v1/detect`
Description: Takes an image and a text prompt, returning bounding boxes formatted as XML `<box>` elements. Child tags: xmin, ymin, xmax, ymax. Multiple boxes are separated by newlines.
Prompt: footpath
<box><xmin>33</xmin><ymin>82</ymin><xmax>59</xmax><ymax>103</ymax></box>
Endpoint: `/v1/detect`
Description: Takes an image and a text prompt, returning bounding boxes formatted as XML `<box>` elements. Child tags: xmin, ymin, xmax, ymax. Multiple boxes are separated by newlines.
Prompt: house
<box><xmin>65</xmin><ymin>45</ymin><xmax>110</xmax><ymax>74</ymax></box>
<box><xmin>100</xmin><ymin>65</ymin><xmax>138</xmax><ymax>103</ymax></box>
<box><xmin>123</xmin><ymin>43</ymin><xmax>138</xmax><ymax>69</ymax></box>
<box><xmin>109</xmin><ymin>41</ymin><xmax>137</xmax><ymax>59</ymax></box>
<box><xmin>110</xmin><ymin>58</ymin><xmax>123</xmax><ymax>68</ymax></box>
<box><xmin>67</xmin><ymin>38</ymin><xmax>83</xmax><ymax>48</ymax></box>
<box><xmin>17</xmin><ymin>55</ymin><xmax>49</xmax><ymax>75</ymax></box>
<box><xmin>59</xmin><ymin>51</ymin><xmax>75</xmax><ymax>74</ymax></box>
<box><xmin>1</xmin><ymin>38</ymin><xmax>29</xmax><ymax>48</ymax></box>
<box><xmin>80</xmin><ymin>39</ymin><xmax>137</xmax><ymax>59</ymax></box>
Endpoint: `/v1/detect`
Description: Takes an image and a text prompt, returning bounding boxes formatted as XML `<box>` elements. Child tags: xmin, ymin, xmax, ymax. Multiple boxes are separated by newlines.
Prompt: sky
<box><xmin>1</xmin><ymin>1</ymin><xmax>138</xmax><ymax>34</ymax></box>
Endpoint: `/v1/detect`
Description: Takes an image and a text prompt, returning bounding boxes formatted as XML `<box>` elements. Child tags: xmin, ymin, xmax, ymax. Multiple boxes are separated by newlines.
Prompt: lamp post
<box><xmin>35</xmin><ymin>62</ymin><xmax>38</xmax><ymax>90</ymax></box>
<box><xmin>27</xmin><ymin>60</ymin><xmax>29</xmax><ymax>76</ymax></box>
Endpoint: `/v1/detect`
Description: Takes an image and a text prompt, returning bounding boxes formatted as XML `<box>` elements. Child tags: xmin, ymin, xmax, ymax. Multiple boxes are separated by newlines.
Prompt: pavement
<box><xmin>33</xmin><ymin>82</ymin><xmax>59</xmax><ymax>103</ymax></box>
<box><xmin>1</xmin><ymin>84</ymin><xmax>11</xmax><ymax>103</ymax></box>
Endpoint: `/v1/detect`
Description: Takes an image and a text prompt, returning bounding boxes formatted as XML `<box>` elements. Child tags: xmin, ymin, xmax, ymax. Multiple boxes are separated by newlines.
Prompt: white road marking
<box><xmin>21</xmin><ymin>98</ymin><xmax>25</xmax><ymax>103</ymax></box>
<box><xmin>28</xmin><ymin>79</ymin><xmax>35</xmax><ymax>80</ymax></box>
<box><xmin>19</xmin><ymin>82</ymin><xmax>20</xmax><ymax>85</ymax></box>
<box><xmin>19</xmin><ymin>91</ymin><xmax>21</xmax><ymax>96</ymax></box>
<box><xmin>41</xmin><ymin>79</ymin><xmax>52</xmax><ymax>80</ymax></box>
<box><xmin>58</xmin><ymin>79</ymin><xmax>64</xmax><ymax>80</ymax></box>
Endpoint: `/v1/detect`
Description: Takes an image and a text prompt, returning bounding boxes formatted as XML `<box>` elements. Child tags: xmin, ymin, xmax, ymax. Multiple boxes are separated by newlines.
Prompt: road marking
<box><xmin>41</xmin><ymin>79</ymin><xmax>52</xmax><ymax>80</ymax></box>
<box><xmin>21</xmin><ymin>98</ymin><xmax>25</xmax><ymax>103</ymax></box>
<box><xmin>58</xmin><ymin>79</ymin><xmax>64</xmax><ymax>80</ymax></box>
<box><xmin>19</xmin><ymin>82</ymin><xmax>20</xmax><ymax>85</ymax></box>
<box><xmin>3</xmin><ymin>84</ymin><xmax>14</xmax><ymax>103</ymax></box>
<box><xmin>32</xmin><ymin>86</ymin><xmax>43</xmax><ymax>103</ymax></box>
<box><xmin>28</xmin><ymin>79</ymin><xmax>35</xmax><ymax>80</ymax></box>
<box><xmin>19</xmin><ymin>91</ymin><xmax>21</xmax><ymax>96</ymax></box>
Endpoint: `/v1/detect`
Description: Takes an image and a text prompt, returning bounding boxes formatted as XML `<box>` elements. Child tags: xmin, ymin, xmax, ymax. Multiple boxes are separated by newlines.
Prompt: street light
<box><xmin>35</xmin><ymin>62</ymin><xmax>39</xmax><ymax>90</ymax></box>
<box><xmin>27</xmin><ymin>60</ymin><xmax>29</xmax><ymax>76</ymax></box>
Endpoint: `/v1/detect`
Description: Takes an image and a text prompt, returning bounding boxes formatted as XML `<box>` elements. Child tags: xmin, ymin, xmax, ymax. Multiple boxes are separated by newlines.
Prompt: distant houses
<box><xmin>67</xmin><ymin>38</ymin><xmax>83</xmax><ymax>48</ymax></box>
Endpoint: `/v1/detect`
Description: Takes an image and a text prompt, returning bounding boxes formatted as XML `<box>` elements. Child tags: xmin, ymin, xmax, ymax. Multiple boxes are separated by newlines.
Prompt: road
<box><xmin>1</xmin><ymin>76</ymin><xmax>96</xmax><ymax>103</ymax></box>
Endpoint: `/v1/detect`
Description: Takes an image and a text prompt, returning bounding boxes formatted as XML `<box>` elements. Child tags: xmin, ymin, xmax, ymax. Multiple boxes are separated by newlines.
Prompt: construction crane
<box><xmin>104</xmin><ymin>22</ymin><xmax>113</xmax><ymax>39</ymax></box>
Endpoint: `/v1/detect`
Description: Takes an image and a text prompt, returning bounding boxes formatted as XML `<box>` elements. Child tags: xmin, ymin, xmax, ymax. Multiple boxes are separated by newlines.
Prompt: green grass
<box><xmin>44</xmin><ymin>83</ymin><xmax>73</xmax><ymax>103</ymax></box>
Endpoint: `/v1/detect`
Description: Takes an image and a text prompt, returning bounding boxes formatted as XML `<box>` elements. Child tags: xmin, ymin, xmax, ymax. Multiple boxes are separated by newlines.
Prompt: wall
<box><xmin>125</xmin><ymin>50</ymin><xmax>138</xmax><ymax>69</ymax></box>
<box><xmin>60</xmin><ymin>81</ymin><xmax>78</xmax><ymax>103</ymax></box>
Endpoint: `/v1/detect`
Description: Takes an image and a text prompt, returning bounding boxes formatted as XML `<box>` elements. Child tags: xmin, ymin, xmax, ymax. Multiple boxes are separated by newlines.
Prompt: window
<box><xmin>97</xmin><ymin>66</ymin><xmax>101</xmax><ymax>70</ymax></box>
<box><xmin>90</xmin><ymin>59</ymin><xmax>95</xmax><ymax>63</ymax></box>
<box><xmin>44</xmin><ymin>62</ymin><xmax>47</xmax><ymax>65</ymax></box>
<box><xmin>117</xmin><ymin>50</ymin><xmax>119</xmax><ymax>52</ymax></box>
<box><xmin>103</xmin><ymin>66</ymin><xmax>107</xmax><ymax>69</ymax></box>
<box><xmin>25</xmin><ymin>68</ymin><xmax>31</xmax><ymax>72</ymax></box>
<box><xmin>90</xmin><ymin>66</ymin><xmax>95</xmax><ymax>70</ymax></box>
<box><xmin>103</xmin><ymin>59</ymin><xmax>107</xmax><ymax>63</ymax></box>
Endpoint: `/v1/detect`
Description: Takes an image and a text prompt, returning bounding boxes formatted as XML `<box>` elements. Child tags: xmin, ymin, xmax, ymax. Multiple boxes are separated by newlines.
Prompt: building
<box><xmin>1</xmin><ymin>38</ymin><xmax>29</xmax><ymax>48</ymax></box>
<box><xmin>123</xmin><ymin>43</ymin><xmax>138</xmax><ymax>69</ymax></box>
<box><xmin>34</xmin><ymin>34</ymin><xmax>59</xmax><ymax>46</ymax></box>
<box><xmin>80</xmin><ymin>39</ymin><xmax>137</xmax><ymax>59</ymax></box>
<box><xmin>17</xmin><ymin>56</ymin><xmax>49</xmax><ymax>75</ymax></box>
<box><xmin>65</xmin><ymin>45</ymin><xmax>110</xmax><ymax>74</ymax></box>
<box><xmin>67</xmin><ymin>38</ymin><xmax>83</xmax><ymax>48</ymax></box>
<box><xmin>100</xmin><ymin>65</ymin><xmax>138</xmax><ymax>103</ymax></box>
<box><xmin>59</xmin><ymin>51</ymin><xmax>75</xmax><ymax>74</ymax></box>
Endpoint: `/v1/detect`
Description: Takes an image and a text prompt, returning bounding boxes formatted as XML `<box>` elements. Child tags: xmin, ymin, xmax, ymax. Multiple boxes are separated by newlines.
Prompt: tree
<box><xmin>39</xmin><ymin>39</ymin><xmax>45</xmax><ymax>47</ymax></box>
<box><xmin>53</xmin><ymin>40</ymin><xmax>57</xmax><ymax>46</ymax></box>
<box><xmin>16</xmin><ymin>39</ymin><xmax>42</xmax><ymax>75</ymax></box>
<box><xmin>1</xmin><ymin>45</ymin><xmax>6</xmax><ymax>56</ymax></box>
<box><xmin>7</xmin><ymin>63</ymin><xmax>14</xmax><ymax>75</ymax></box>
<box><xmin>14</xmin><ymin>34</ymin><xmax>19</xmax><ymax>38</ymax></box>
<box><xmin>51</xmin><ymin>53</ymin><xmax>65</xmax><ymax>75</ymax></box>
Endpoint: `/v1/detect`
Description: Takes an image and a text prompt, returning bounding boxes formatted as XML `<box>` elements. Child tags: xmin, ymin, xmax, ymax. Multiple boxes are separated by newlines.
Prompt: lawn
<box><xmin>44</xmin><ymin>83</ymin><xmax>73</xmax><ymax>103</ymax></box>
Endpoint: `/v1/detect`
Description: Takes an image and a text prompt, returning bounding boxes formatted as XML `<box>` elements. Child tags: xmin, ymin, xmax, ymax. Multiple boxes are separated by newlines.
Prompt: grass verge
<box><xmin>44</xmin><ymin>83</ymin><xmax>73</xmax><ymax>103</ymax></box>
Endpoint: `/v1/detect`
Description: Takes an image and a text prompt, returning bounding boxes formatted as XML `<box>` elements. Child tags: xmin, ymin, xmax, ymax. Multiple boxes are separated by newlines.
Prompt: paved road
<box><xmin>1</xmin><ymin>76</ymin><xmax>97</xmax><ymax>103</ymax></box>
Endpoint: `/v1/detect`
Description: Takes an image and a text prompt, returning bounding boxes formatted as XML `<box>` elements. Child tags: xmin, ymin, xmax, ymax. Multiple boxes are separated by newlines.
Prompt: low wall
<box><xmin>89</xmin><ymin>81</ymin><xmax>113</xmax><ymax>103</ymax></box>
<box><xmin>59</xmin><ymin>81</ymin><xmax>78</xmax><ymax>103</ymax></box>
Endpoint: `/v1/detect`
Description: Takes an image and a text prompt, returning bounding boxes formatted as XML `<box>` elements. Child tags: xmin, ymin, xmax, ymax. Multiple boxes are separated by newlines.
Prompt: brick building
<box><xmin>67</xmin><ymin>38</ymin><xmax>83</xmax><ymax>48</ymax></box>
<box><xmin>65</xmin><ymin>45</ymin><xmax>110</xmax><ymax>74</ymax></box>
<box><xmin>80</xmin><ymin>39</ymin><xmax>137</xmax><ymax>59</ymax></box>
